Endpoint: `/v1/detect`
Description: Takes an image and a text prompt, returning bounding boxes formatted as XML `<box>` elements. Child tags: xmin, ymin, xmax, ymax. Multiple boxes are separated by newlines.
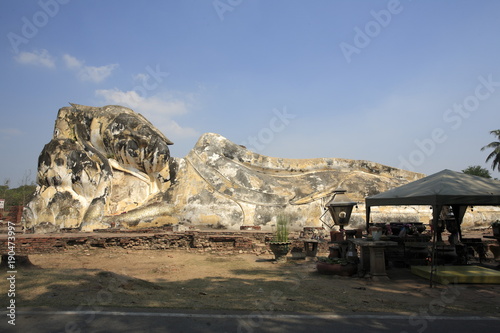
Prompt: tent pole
<box><xmin>366</xmin><ymin>206</ymin><xmax>371</xmax><ymax>233</ymax></box>
<box><xmin>430</xmin><ymin>223</ymin><xmax>437</xmax><ymax>288</ymax></box>
<box><xmin>429</xmin><ymin>205</ymin><xmax>441</xmax><ymax>288</ymax></box>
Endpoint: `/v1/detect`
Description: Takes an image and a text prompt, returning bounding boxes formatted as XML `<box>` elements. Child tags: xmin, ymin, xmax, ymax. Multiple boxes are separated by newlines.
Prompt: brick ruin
<box><xmin>0</xmin><ymin>226</ymin><xmax>331</xmax><ymax>257</ymax></box>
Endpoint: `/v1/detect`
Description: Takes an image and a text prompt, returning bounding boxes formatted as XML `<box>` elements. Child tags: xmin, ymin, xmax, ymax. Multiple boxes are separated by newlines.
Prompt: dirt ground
<box><xmin>2</xmin><ymin>247</ymin><xmax>499</xmax><ymax>316</ymax></box>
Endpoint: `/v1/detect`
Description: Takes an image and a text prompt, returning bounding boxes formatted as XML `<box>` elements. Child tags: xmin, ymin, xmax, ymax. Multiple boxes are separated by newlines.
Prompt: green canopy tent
<box><xmin>365</xmin><ymin>169</ymin><xmax>500</xmax><ymax>286</ymax></box>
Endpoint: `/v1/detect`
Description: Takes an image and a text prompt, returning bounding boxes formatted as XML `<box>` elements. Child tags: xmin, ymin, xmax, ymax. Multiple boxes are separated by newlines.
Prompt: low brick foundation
<box><xmin>0</xmin><ymin>229</ymin><xmax>332</xmax><ymax>256</ymax></box>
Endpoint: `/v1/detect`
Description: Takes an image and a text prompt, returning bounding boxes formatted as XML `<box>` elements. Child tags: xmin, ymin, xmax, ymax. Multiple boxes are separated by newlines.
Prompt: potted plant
<box><xmin>268</xmin><ymin>214</ymin><xmax>291</xmax><ymax>262</ymax></box>
<box><xmin>492</xmin><ymin>220</ymin><xmax>500</xmax><ymax>237</ymax></box>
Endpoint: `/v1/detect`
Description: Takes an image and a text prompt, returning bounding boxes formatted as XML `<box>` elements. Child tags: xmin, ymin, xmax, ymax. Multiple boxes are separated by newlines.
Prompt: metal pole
<box><xmin>429</xmin><ymin>204</ymin><xmax>441</xmax><ymax>288</ymax></box>
<box><xmin>430</xmin><ymin>222</ymin><xmax>437</xmax><ymax>288</ymax></box>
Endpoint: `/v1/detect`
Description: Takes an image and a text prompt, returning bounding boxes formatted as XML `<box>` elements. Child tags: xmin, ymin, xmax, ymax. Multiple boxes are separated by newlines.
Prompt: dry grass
<box><xmin>1</xmin><ymin>248</ymin><xmax>499</xmax><ymax>315</ymax></box>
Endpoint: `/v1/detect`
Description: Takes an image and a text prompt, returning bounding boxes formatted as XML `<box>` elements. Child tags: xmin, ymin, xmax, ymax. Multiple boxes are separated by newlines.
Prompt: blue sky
<box><xmin>1</xmin><ymin>0</ymin><xmax>500</xmax><ymax>186</ymax></box>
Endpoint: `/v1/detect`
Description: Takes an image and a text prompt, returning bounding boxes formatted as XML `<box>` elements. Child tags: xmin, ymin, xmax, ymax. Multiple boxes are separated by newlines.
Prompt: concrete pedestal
<box><xmin>368</xmin><ymin>246</ymin><xmax>389</xmax><ymax>276</ymax></box>
<box><xmin>350</xmin><ymin>239</ymin><xmax>398</xmax><ymax>277</ymax></box>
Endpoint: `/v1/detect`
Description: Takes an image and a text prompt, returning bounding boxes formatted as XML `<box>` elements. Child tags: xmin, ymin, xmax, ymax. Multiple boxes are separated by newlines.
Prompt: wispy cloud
<box><xmin>132</xmin><ymin>73</ymin><xmax>149</xmax><ymax>82</ymax></box>
<box><xmin>15</xmin><ymin>49</ymin><xmax>55</xmax><ymax>68</ymax></box>
<box><xmin>62</xmin><ymin>54</ymin><xmax>83</xmax><ymax>69</ymax></box>
<box><xmin>79</xmin><ymin>64</ymin><xmax>119</xmax><ymax>83</ymax></box>
<box><xmin>95</xmin><ymin>88</ymin><xmax>199</xmax><ymax>139</ymax></box>
<box><xmin>14</xmin><ymin>50</ymin><xmax>118</xmax><ymax>83</ymax></box>
<box><xmin>0</xmin><ymin>128</ymin><xmax>22</xmax><ymax>139</ymax></box>
<box><xmin>63</xmin><ymin>54</ymin><xmax>118</xmax><ymax>83</ymax></box>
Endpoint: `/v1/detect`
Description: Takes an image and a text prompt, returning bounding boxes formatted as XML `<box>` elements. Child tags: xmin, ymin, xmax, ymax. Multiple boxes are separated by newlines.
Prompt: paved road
<box><xmin>2</xmin><ymin>309</ymin><xmax>499</xmax><ymax>333</ymax></box>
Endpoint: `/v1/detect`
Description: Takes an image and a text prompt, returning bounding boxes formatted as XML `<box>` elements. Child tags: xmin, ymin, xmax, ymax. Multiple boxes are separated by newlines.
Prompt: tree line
<box><xmin>0</xmin><ymin>181</ymin><xmax>36</xmax><ymax>211</ymax></box>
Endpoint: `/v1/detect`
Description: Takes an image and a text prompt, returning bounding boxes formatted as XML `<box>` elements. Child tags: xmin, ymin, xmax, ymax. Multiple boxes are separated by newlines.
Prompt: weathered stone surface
<box><xmin>25</xmin><ymin>104</ymin><xmax>173</xmax><ymax>232</ymax></box>
<box><xmin>162</xmin><ymin>132</ymin><xmax>423</xmax><ymax>230</ymax></box>
<box><xmin>25</xmin><ymin>104</ymin><xmax>434</xmax><ymax>232</ymax></box>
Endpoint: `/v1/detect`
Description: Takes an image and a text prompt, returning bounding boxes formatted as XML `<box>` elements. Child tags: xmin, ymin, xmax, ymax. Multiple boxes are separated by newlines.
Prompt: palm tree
<box><xmin>481</xmin><ymin>129</ymin><xmax>500</xmax><ymax>172</ymax></box>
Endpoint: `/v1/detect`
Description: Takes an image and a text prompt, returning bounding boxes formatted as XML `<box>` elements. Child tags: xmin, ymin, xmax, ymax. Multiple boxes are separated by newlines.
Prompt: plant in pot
<box><xmin>268</xmin><ymin>214</ymin><xmax>291</xmax><ymax>262</ymax></box>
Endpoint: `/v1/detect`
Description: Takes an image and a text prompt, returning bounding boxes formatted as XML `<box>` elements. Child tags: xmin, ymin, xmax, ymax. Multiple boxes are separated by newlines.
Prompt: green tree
<box><xmin>0</xmin><ymin>179</ymin><xmax>9</xmax><ymax>199</ymax></box>
<box><xmin>481</xmin><ymin>129</ymin><xmax>500</xmax><ymax>172</ymax></box>
<box><xmin>1</xmin><ymin>184</ymin><xmax>37</xmax><ymax>208</ymax></box>
<box><xmin>462</xmin><ymin>165</ymin><xmax>491</xmax><ymax>178</ymax></box>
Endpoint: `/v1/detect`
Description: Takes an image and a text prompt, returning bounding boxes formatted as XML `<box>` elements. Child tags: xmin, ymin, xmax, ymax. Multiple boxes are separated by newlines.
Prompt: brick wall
<box><xmin>0</xmin><ymin>230</ymin><xmax>267</xmax><ymax>255</ymax></box>
<box><xmin>0</xmin><ymin>230</ymin><xmax>333</xmax><ymax>256</ymax></box>
<box><xmin>0</xmin><ymin>205</ymin><xmax>23</xmax><ymax>223</ymax></box>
